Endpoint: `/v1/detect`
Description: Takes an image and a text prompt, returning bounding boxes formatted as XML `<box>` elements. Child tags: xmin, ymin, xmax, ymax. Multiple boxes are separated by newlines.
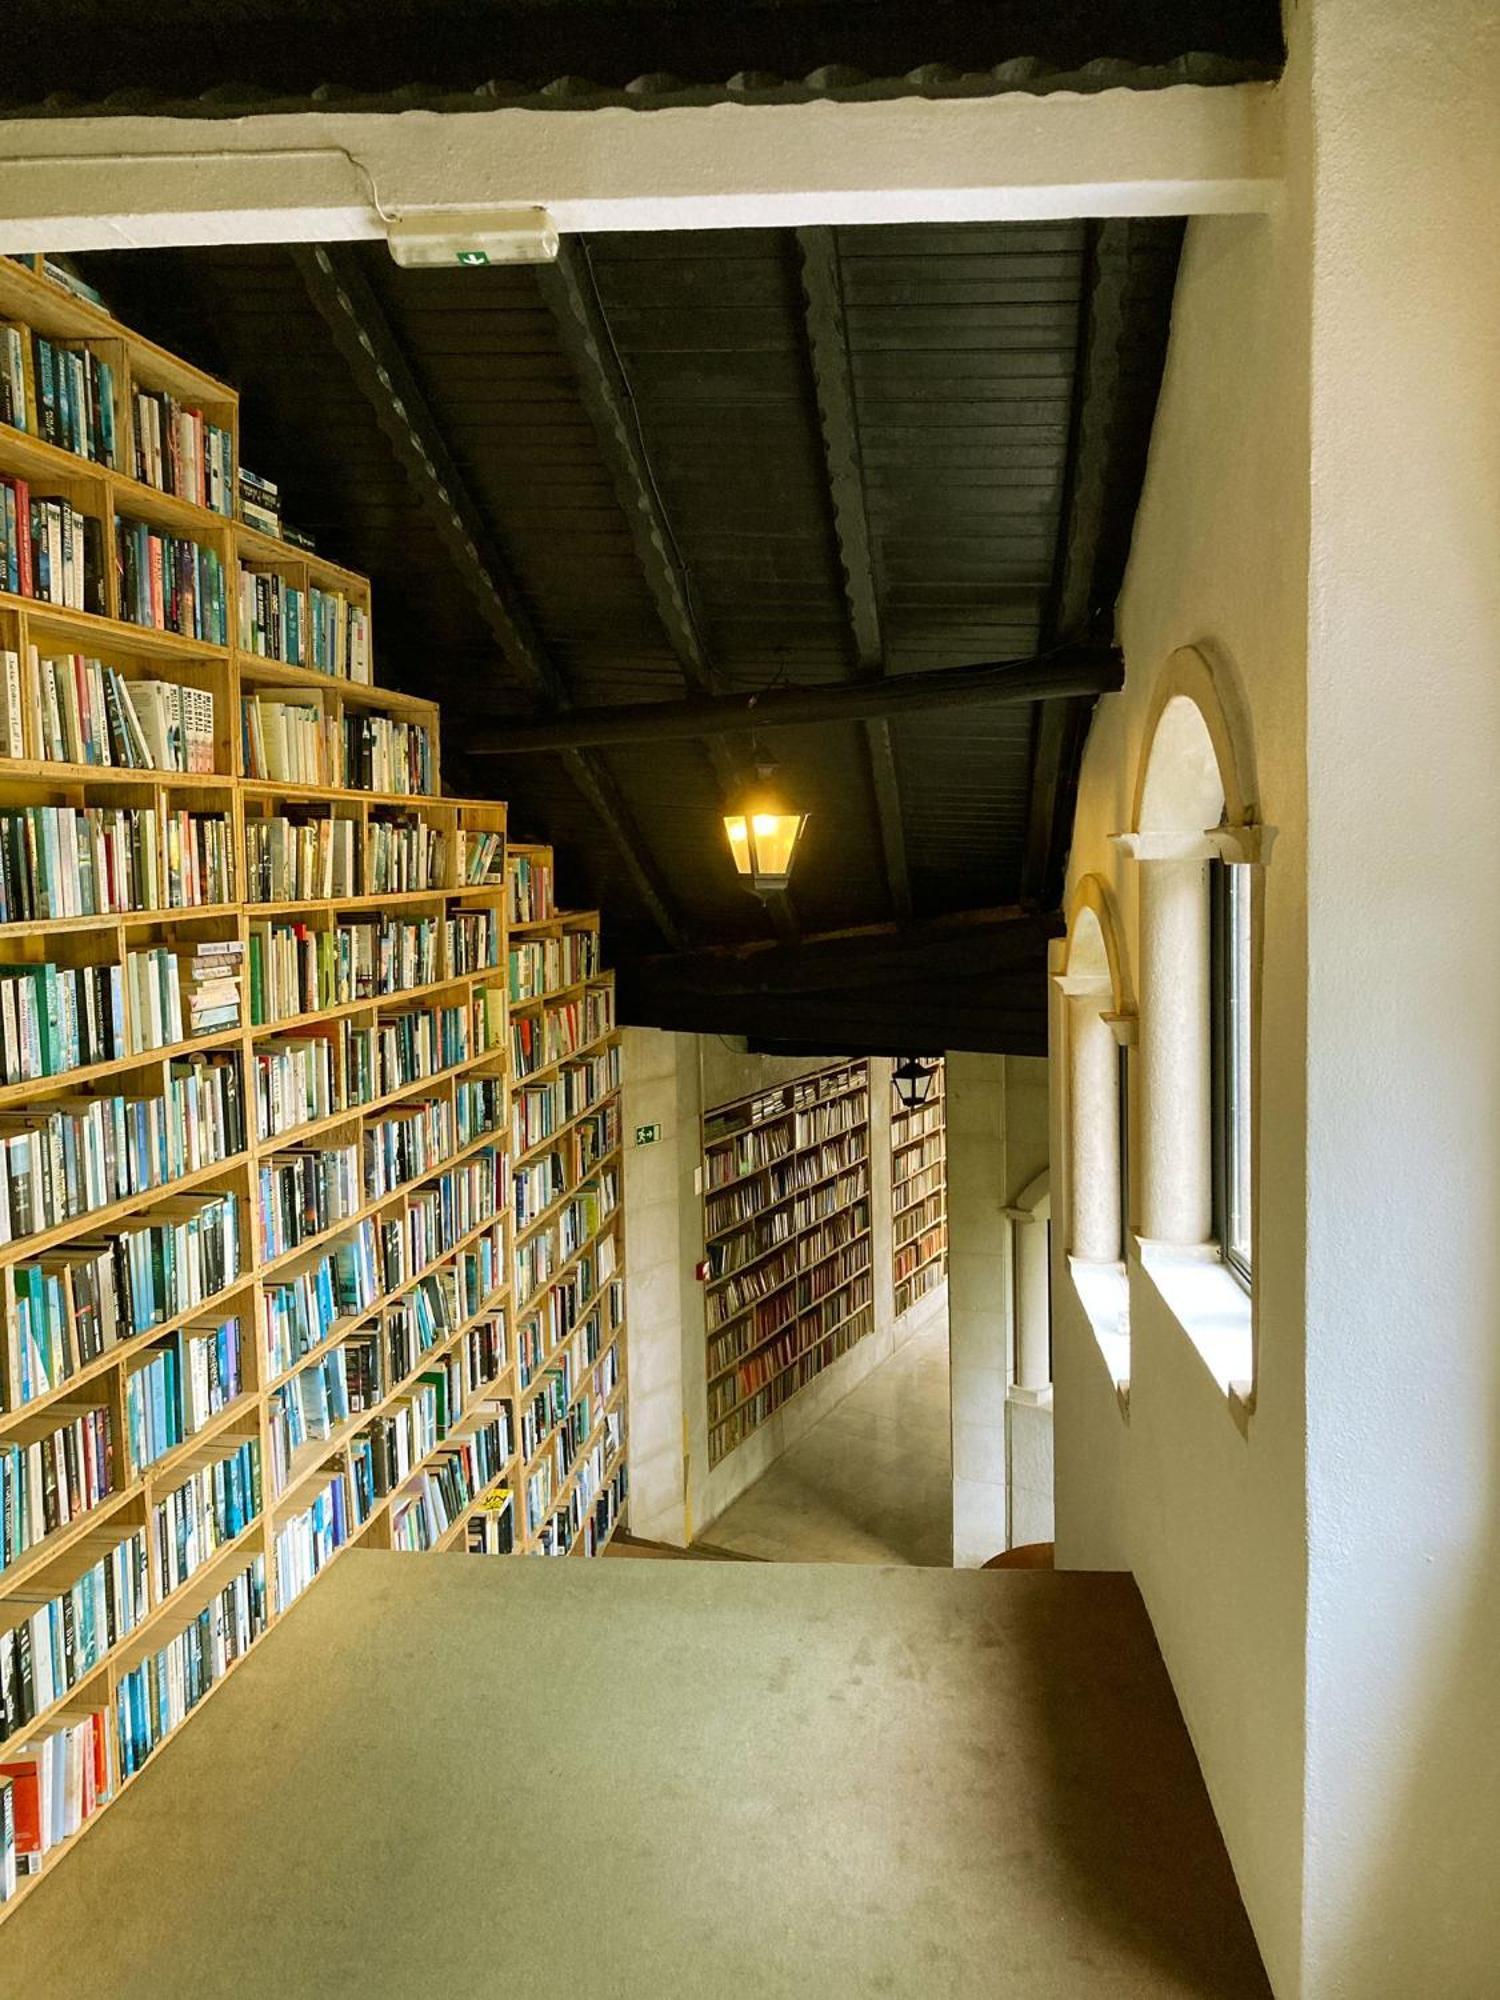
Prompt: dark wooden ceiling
<box><xmin>5</xmin><ymin>1</ymin><xmax>1282</xmax><ymax>115</ymax></box>
<box><xmin>79</xmin><ymin>214</ymin><xmax>1183</xmax><ymax>1053</ymax></box>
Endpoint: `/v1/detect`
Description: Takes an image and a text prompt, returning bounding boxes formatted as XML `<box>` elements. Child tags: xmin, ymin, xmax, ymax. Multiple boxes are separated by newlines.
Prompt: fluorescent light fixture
<box><xmin>385</xmin><ymin>208</ymin><xmax>559</xmax><ymax>269</ymax></box>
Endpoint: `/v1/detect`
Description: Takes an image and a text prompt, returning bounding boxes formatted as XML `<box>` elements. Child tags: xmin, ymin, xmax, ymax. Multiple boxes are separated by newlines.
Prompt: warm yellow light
<box><xmin>722</xmin><ymin>787</ymin><xmax>808</xmax><ymax>895</ymax></box>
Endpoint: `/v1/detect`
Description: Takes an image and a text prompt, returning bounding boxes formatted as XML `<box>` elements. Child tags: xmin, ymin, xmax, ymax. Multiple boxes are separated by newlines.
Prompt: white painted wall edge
<box><xmin>0</xmin><ymin>85</ymin><xmax>1282</xmax><ymax>253</ymax></box>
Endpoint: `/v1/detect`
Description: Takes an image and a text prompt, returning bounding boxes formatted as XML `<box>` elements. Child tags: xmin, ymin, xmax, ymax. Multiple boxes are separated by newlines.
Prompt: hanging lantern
<box><xmin>892</xmin><ymin>1056</ymin><xmax>937</xmax><ymax>1111</ymax></box>
<box><xmin>722</xmin><ymin>770</ymin><xmax>808</xmax><ymax>897</ymax></box>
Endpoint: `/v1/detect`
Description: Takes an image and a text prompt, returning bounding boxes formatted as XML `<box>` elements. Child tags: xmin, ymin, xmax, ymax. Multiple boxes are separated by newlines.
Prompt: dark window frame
<box><xmin>1210</xmin><ymin>860</ymin><xmax>1253</xmax><ymax>1289</ymax></box>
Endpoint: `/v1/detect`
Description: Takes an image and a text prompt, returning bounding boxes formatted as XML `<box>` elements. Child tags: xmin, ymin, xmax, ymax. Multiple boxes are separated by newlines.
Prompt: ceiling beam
<box><xmin>290</xmin><ymin>240</ymin><xmax>688</xmax><ymax>951</ymax></box>
<box><xmin>464</xmin><ymin>644</ymin><xmax>1122</xmax><ymax>754</ymax></box>
<box><xmin>535</xmin><ymin>235</ymin><xmax>799</xmax><ymax>941</ymax></box>
<box><xmin>797</xmin><ymin>223</ymin><xmax>913</xmax><ymax>926</ymax></box>
<box><xmin>0</xmin><ymin>88</ymin><xmax>1281</xmax><ymax>257</ymax></box>
<box><xmin>618</xmin><ymin>903</ymin><xmax>1059</xmax><ymax>1055</ymax></box>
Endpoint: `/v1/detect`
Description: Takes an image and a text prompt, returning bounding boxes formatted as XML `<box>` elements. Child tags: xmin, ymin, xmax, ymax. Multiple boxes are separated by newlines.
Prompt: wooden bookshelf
<box><xmin>701</xmin><ymin>1059</ymin><xmax>873</xmax><ymax>1466</ymax></box>
<box><xmin>0</xmin><ymin>257</ymin><xmax>627</xmax><ymax>1914</ymax></box>
<box><xmin>892</xmin><ymin>1058</ymin><xmax>947</xmax><ymax>1317</ymax></box>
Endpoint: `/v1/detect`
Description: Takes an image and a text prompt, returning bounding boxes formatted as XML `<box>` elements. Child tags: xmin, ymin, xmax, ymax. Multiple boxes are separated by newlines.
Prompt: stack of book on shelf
<box><xmin>237</xmin><ymin>467</ymin><xmax>279</xmax><ymax>537</ymax></box>
<box><xmin>184</xmin><ymin>939</ymin><xmax>243</xmax><ymax>1038</ymax></box>
<box><xmin>0</xmin><ymin>329</ymin><xmax>117</xmax><ymax>465</ymax></box>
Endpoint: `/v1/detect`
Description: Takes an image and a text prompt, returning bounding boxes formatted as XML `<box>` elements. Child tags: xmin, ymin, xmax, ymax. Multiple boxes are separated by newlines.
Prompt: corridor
<box><xmin>702</xmin><ymin>1314</ymin><xmax>954</xmax><ymax>1566</ymax></box>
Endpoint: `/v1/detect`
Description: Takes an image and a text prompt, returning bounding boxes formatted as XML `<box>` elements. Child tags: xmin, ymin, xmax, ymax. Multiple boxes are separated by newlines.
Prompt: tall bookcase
<box><xmin>0</xmin><ymin>258</ymin><xmax>627</xmax><ymax>1916</ymax></box>
<box><xmin>891</xmin><ymin>1059</ymin><xmax>946</xmax><ymax>1316</ymax></box>
<box><xmin>701</xmin><ymin>1059</ymin><xmax>873</xmax><ymax>1466</ymax></box>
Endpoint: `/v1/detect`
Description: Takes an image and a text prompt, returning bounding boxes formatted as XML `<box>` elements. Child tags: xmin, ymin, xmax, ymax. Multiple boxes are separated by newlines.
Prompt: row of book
<box><xmin>0</xmin><ymin>480</ymin><xmax>103</xmax><ymax>610</ymax></box>
<box><xmin>456</xmin><ymin>829</ymin><xmax>504</xmax><ymax>887</ymax></box>
<box><xmin>894</xmin><ymin>1222</ymin><xmax>947</xmax><ymax>1284</ymax></box>
<box><xmin>0</xmin><ymin>1528</ymin><xmax>149</xmax><ymax>1743</ymax></box>
<box><xmin>707</xmin><ymin>1199</ymin><xmax>869</xmax><ymax>1330</ymax></box>
<box><xmin>10</xmin><ymin>1187</ymin><xmax>243</xmax><ymax>1411</ymax></box>
<box><xmin>707</xmin><ymin>1236</ymin><xmax>873</xmax><ymax>1386</ymax></box>
<box><xmin>534</xmin><ymin>1415</ymin><xmax>625</xmax><ymax>1556</ymax></box>
<box><xmin>710</xmin><ymin>1273</ymin><xmax>876</xmax><ymax>1426</ymax></box>
<box><xmin>894</xmin><ymin>1189</ymin><xmax>945</xmax><ymax>1249</ymax></box>
<box><xmin>0</xmin><ymin>1049</ymin><xmax>244</xmax><ymax>1246</ymax></box>
<box><xmin>242</xmin><ymin>696</ymin><xmax>434</xmax><ymax>796</ymax></box>
<box><xmin>258</xmin><ymin>1161</ymin><xmax>503</xmax><ymax>1383</ymax></box>
<box><xmin>0</xmin><ymin>1707</ymin><xmax>114</xmax><ymax>1899</ymax></box>
<box><xmin>895</xmin><ymin>1160</ymin><xmax>944</xmax><ymax>1213</ymax></box>
<box><xmin>132</xmin><ymin>389</ymin><xmax>232</xmax><ymax>515</ymax></box>
<box><xmin>510</xmin><ymin>983</ymin><xmax>613</xmax><ymax>1080</ymax></box>
<box><xmin>117</xmin><ymin>518</ymin><xmax>227</xmax><ymax>644</ymax></box>
<box><xmin>0</xmin><ymin>958</ymin><xmax>125</xmax><ymax>1087</ymax></box>
<box><xmin>1</xmin><ymin>328</ymin><xmax>115</xmax><ymax>465</ymax></box>
<box><xmin>507</xmin><ymin>923</ymin><xmax>599</xmax><ymax>1003</ymax></box>
<box><xmin>506</xmin><ymin>851</ymin><xmax>554</xmax><ymax>925</ymax></box>
<box><xmin>387</xmin><ymin>1407</ymin><xmax>512</xmax><ymax>1551</ymax></box>
<box><xmin>0</xmin><ymin>1403</ymin><xmax>113</xmax><ymax>1575</ymax></box>
<box><xmin>894</xmin><ymin>1102</ymin><xmax>944</xmax><ymax>1149</ymax></box>
<box><xmin>272</xmin><ymin>1472</ymin><xmax>350</xmax><ymax>1612</ymax></box>
<box><xmin>243</xmin><ymin>813</ymin><xmax>446</xmax><ymax>904</ymax></box>
<box><xmin>767</xmin><ymin>1127</ymin><xmax>867</xmax><ymax>1204</ymax></box>
<box><xmin>0</xmin><ymin>649</ymin><xmax>216</xmax><ymax>773</ymax></box>
<box><xmin>576</xmin><ymin>1455</ymin><xmax>628</xmax><ymax>1558</ymax></box>
<box><xmin>0</xmin><ymin>804</ymin><xmax>232</xmax><ymax>925</ymax></box>
<box><xmin>150</xmin><ymin>1437</ymin><xmax>261</xmax><ymax>1601</ymax></box>
<box><xmin>448</xmin><ymin>908</ymin><xmax>502</xmax><ymax>977</ymax></box>
<box><xmin>124</xmin><ymin>1316</ymin><xmax>244</xmax><ymax>1475</ymax></box>
<box><xmin>516</xmin><ymin>1232</ymin><xmax>620</xmax><ymax>1392</ymax></box>
<box><xmin>511</xmin><ymin>1041</ymin><xmax>622</xmax><ymax>1158</ymax></box>
<box><xmin>247</xmin><ymin>914</ymin><xmax>438</xmax><ymax>1024</ymax></box>
<box><xmin>350</xmin><ymin>1375</ymin><xmax>447</xmax><ymax>1519</ymax></box>
<box><xmin>709</xmin><ymin>1304</ymin><xmax>875</xmax><ymax>1461</ymax></box>
<box><xmin>236</xmin><ymin>570</ymin><xmax>371</xmax><ymax>683</ymax></box>
<box><xmin>115</xmin><ymin>1556</ymin><xmax>267</xmax><ymax>1780</ymax></box>
<box><xmin>343</xmin><ymin>712</ymin><xmax>433</xmax><ymax>798</ymax></box>
<box><xmin>704</xmin><ymin>1117</ymin><xmax>793</xmax><ymax>1191</ymax></box>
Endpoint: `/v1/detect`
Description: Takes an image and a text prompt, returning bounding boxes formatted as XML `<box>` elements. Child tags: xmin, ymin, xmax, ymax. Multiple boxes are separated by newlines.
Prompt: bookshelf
<box><xmin>892</xmin><ymin>1058</ymin><xmax>947</xmax><ymax>1318</ymax></box>
<box><xmin>0</xmin><ymin>258</ymin><xmax>627</xmax><ymax>1913</ymax></box>
<box><xmin>701</xmin><ymin>1059</ymin><xmax>873</xmax><ymax>1467</ymax></box>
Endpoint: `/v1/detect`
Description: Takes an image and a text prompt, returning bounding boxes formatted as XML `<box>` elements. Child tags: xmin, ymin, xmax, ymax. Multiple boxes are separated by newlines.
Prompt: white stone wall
<box><xmin>1053</xmin><ymin>4</ymin><xmax>1500</xmax><ymax>1991</ymax></box>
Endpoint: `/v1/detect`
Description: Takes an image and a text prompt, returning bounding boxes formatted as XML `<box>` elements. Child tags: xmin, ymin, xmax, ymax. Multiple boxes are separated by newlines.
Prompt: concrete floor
<box><xmin>3</xmin><ymin>1555</ymin><xmax>1270</xmax><ymax>1999</ymax></box>
<box><xmin>705</xmin><ymin>1315</ymin><xmax>953</xmax><ymax>1565</ymax></box>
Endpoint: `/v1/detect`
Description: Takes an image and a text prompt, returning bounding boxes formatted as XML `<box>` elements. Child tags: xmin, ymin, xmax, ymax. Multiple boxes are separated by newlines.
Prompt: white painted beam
<box><xmin>0</xmin><ymin>84</ymin><xmax>1281</xmax><ymax>254</ymax></box>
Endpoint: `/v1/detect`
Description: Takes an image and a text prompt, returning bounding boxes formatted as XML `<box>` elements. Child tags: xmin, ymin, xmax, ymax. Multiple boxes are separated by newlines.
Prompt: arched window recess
<box><xmin>1110</xmin><ymin>644</ymin><xmax>1272</xmax><ymax>1417</ymax></box>
<box><xmin>1055</xmin><ymin>876</ymin><xmax>1135</xmax><ymax>1411</ymax></box>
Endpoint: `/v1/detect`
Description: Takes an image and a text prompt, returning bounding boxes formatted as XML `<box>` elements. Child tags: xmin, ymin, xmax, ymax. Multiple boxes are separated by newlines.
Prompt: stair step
<box><xmin>605</xmin><ymin>1533</ymin><xmax>764</xmax><ymax>1562</ymax></box>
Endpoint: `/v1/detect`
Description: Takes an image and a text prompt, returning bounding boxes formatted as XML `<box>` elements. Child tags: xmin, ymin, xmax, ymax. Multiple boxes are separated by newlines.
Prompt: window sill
<box><xmin>1068</xmin><ymin>1256</ymin><xmax>1131</xmax><ymax>1415</ymax></box>
<box><xmin>1138</xmin><ymin>1240</ymin><xmax>1254</xmax><ymax>1411</ymax></box>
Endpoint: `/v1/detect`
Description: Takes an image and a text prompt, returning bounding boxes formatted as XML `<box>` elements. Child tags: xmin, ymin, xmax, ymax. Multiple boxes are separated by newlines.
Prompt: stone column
<box><xmin>945</xmin><ymin>1050</ymin><xmax>1009</xmax><ymax>1567</ymax></box>
<box><xmin>1133</xmin><ymin>849</ymin><xmax>1212</xmax><ymax>1245</ymax></box>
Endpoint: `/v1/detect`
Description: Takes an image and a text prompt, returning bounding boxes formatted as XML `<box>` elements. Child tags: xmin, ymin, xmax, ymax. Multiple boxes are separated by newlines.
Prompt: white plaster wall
<box><xmin>1049</xmin><ymin>31</ymin><xmax>1312</xmax><ymax>1996</ymax></box>
<box><xmin>1298</xmin><ymin>3</ymin><xmax>1500</xmax><ymax>1992</ymax></box>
